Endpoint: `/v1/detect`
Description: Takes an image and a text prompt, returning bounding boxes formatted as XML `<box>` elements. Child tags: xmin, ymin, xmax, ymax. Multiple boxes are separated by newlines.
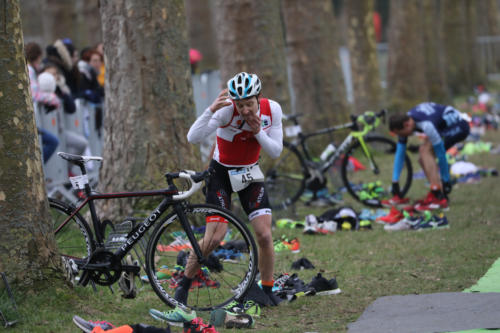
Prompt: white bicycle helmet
<box><xmin>227</xmin><ymin>72</ymin><xmax>262</xmax><ymax>100</ymax></box>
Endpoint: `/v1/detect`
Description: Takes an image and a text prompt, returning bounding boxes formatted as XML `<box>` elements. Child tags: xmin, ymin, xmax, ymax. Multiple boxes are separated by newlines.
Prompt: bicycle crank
<box><xmin>81</xmin><ymin>249</ymin><xmax>122</xmax><ymax>286</ymax></box>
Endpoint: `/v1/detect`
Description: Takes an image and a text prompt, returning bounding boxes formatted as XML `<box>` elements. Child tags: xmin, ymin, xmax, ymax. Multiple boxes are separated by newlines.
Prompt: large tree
<box><xmin>421</xmin><ymin>0</ymin><xmax>449</xmax><ymax>103</ymax></box>
<box><xmin>0</xmin><ymin>0</ymin><xmax>58</xmax><ymax>284</ymax></box>
<box><xmin>386</xmin><ymin>0</ymin><xmax>427</xmax><ymax>111</ymax></box>
<box><xmin>212</xmin><ymin>0</ymin><xmax>291</xmax><ymax>114</ymax></box>
<box><xmin>344</xmin><ymin>0</ymin><xmax>382</xmax><ymax>114</ymax></box>
<box><xmin>98</xmin><ymin>0</ymin><xmax>200</xmax><ymax>218</ymax></box>
<box><xmin>441</xmin><ymin>0</ymin><xmax>484</xmax><ymax>95</ymax></box>
<box><xmin>282</xmin><ymin>0</ymin><xmax>348</xmax><ymax>132</ymax></box>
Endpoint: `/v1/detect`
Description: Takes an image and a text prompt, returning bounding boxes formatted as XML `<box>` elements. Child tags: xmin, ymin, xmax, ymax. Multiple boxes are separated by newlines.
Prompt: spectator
<box><xmin>94</xmin><ymin>42</ymin><xmax>105</xmax><ymax>87</ymax></box>
<box><xmin>25</xmin><ymin>42</ymin><xmax>60</xmax><ymax>109</ymax></box>
<box><xmin>45</xmin><ymin>39</ymin><xmax>82</xmax><ymax>97</ymax></box>
<box><xmin>78</xmin><ymin>48</ymin><xmax>104</xmax><ymax>103</ymax></box>
<box><xmin>25</xmin><ymin>42</ymin><xmax>59</xmax><ymax>163</ymax></box>
<box><xmin>189</xmin><ymin>48</ymin><xmax>203</xmax><ymax>74</ymax></box>
<box><xmin>42</xmin><ymin>63</ymin><xmax>76</xmax><ymax>114</ymax></box>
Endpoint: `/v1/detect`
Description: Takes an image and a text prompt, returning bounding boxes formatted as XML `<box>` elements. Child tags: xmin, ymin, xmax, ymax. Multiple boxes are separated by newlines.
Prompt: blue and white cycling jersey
<box><xmin>393</xmin><ymin>102</ymin><xmax>469</xmax><ymax>184</ymax></box>
<box><xmin>402</xmin><ymin>102</ymin><xmax>463</xmax><ymax>146</ymax></box>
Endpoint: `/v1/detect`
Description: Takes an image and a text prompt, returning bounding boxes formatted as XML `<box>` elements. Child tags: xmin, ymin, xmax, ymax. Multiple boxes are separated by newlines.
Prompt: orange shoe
<box><xmin>283</xmin><ymin>238</ymin><xmax>301</xmax><ymax>253</ymax></box>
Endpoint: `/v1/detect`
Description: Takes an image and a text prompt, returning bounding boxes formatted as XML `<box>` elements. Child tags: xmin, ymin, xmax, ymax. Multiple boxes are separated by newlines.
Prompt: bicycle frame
<box><xmin>55</xmin><ymin>167</ymin><xmax>206</xmax><ymax>267</ymax></box>
<box><xmin>286</xmin><ymin>112</ymin><xmax>383</xmax><ymax>176</ymax></box>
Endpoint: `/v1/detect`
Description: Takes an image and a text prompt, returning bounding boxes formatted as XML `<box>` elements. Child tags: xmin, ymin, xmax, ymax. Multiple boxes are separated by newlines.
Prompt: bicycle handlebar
<box><xmin>167</xmin><ymin>169</ymin><xmax>211</xmax><ymax>201</ymax></box>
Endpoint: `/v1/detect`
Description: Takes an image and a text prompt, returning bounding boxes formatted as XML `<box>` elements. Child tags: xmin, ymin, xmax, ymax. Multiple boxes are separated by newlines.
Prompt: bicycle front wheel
<box><xmin>50</xmin><ymin>198</ymin><xmax>94</xmax><ymax>260</ymax></box>
<box><xmin>341</xmin><ymin>136</ymin><xmax>413</xmax><ymax>206</ymax></box>
<box><xmin>146</xmin><ymin>203</ymin><xmax>258</xmax><ymax>311</ymax></box>
<box><xmin>262</xmin><ymin>141</ymin><xmax>308</xmax><ymax>210</ymax></box>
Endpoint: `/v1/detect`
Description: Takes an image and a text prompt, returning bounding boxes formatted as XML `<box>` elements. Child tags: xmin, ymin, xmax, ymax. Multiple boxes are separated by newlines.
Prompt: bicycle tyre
<box><xmin>341</xmin><ymin>136</ymin><xmax>413</xmax><ymax>207</ymax></box>
<box><xmin>145</xmin><ymin>203</ymin><xmax>259</xmax><ymax>311</ymax></box>
<box><xmin>263</xmin><ymin>141</ymin><xmax>308</xmax><ymax>210</ymax></box>
<box><xmin>50</xmin><ymin>198</ymin><xmax>94</xmax><ymax>261</ymax></box>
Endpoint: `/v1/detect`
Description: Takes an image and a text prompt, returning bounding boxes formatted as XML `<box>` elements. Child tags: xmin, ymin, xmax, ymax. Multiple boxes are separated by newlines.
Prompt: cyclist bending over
<box><xmin>163</xmin><ymin>72</ymin><xmax>284</xmax><ymax>324</ymax></box>
<box><xmin>386</xmin><ymin>102</ymin><xmax>470</xmax><ymax>210</ymax></box>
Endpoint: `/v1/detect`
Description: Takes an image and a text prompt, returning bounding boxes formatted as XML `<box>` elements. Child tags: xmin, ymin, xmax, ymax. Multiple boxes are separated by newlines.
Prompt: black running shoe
<box><xmin>307</xmin><ymin>273</ymin><xmax>341</xmax><ymax>296</ymax></box>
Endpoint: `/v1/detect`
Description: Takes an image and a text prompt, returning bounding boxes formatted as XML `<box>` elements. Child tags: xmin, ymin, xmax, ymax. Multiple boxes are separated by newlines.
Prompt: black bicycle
<box><xmin>50</xmin><ymin>152</ymin><xmax>258</xmax><ymax>311</ymax></box>
<box><xmin>261</xmin><ymin>110</ymin><xmax>413</xmax><ymax>209</ymax></box>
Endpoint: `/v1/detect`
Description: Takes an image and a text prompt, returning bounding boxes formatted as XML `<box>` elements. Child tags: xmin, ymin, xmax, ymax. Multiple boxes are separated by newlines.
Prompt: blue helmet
<box><xmin>227</xmin><ymin>72</ymin><xmax>262</xmax><ymax>100</ymax></box>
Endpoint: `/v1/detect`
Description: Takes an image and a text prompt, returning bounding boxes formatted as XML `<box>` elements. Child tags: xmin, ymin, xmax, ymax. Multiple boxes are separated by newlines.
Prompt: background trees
<box><xmin>282</xmin><ymin>0</ymin><xmax>348</xmax><ymax>131</ymax></box>
<box><xmin>212</xmin><ymin>0</ymin><xmax>291</xmax><ymax>113</ymax></box>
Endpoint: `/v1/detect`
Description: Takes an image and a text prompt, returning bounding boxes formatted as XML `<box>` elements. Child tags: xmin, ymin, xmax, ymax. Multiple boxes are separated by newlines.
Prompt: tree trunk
<box><xmin>421</xmin><ymin>0</ymin><xmax>449</xmax><ymax>103</ymax></box>
<box><xmin>475</xmin><ymin>0</ymin><xmax>500</xmax><ymax>36</ymax></box>
<box><xmin>386</xmin><ymin>0</ymin><xmax>427</xmax><ymax>111</ymax></box>
<box><xmin>282</xmin><ymin>0</ymin><xmax>348</xmax><ymax>133</ymax></box>
<box><xmin>442</xmin><ymin>0</ymin><xmax>484</xmax><ymax>95</ymax></box>
<box><xmin>0</xmin><ymin>0</ymin><xmax>58</xmax><ymax>285</ymax></box>
<box><xmin>185</xmin><ymin>0</ymin><xmax>218</xmax><ymax>71</ymax></box>
<box><xmin>99</xmin><ymin>0</ymin><xmax>200</xmax><ymax>219</ymax></box>
<box><xmin>212</xmin><ymin>0</ymin><xmax>290</xmax><ymax>114</ymax></box>
<box><xmin>345</xmin><ymin>0</ymin><xmax>382</xmax><ymax>114</ymax></box>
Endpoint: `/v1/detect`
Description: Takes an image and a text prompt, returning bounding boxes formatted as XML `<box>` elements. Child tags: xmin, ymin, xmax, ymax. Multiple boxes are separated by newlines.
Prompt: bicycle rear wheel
<box><xmin>146</xmin><ymin>203</ymin><xmax>258</xmax><ymax>311</ymax></box>
<box><xmin>341</xmin><ymin>136</ymin><xmax>413</xmax><ymax>206</ymax></box>
<box><xmin>50</xmin><ymin>198</ymin><xmax>94</xmax><ymax>260</ymax></box>
<box><xmin>262</xmin><ymin>141</ymin><xmax>307</xmax><ymax>210</ymax></box>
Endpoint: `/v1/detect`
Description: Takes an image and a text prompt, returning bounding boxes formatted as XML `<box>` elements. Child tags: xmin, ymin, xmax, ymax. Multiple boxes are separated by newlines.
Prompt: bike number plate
<box><xmin>69</xmin><ymin>174</ymin><xmax>89</xmax><ymax>190</ymax></box>
<box><xmin>285</xmin><ymin>125</ymin><xmax>301</xmax><ymax>137</ymax></box>
<box><xmin>228</xmin><ymin>164</ymin><xmax>264</xmax><ymax>192</ymax></box>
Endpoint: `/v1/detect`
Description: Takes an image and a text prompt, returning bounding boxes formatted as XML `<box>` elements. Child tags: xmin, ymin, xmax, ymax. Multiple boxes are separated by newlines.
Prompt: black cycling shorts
<box><xmin>442</xmin><ymin>119</ymin><xmax>470</xmax><ymax>150</ymax></box>
<box><xmin>205</xmin><ymin>160</ymin><xmax>271</xmax><ymax>221</ymax></box>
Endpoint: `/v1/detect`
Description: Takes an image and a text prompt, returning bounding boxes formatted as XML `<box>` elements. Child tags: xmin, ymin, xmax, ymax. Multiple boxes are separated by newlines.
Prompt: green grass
<box><xmin>3</xmin><ymin>132</ymin><xmax>500</xmax><ymax>333</ymax></box>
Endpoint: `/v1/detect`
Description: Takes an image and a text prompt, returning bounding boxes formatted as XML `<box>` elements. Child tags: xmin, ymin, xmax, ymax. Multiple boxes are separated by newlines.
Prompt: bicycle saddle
<box><xmin>57</xmin><ymin>152</ymin><xmax>103</xmax><ymax>164</ymax></box>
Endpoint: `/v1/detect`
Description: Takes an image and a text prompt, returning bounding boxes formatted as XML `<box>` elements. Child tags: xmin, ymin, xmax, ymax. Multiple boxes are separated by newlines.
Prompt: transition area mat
<box><xmin>348</xmin><ymin>258</ymin><xmax>500</xmax><ymax>333</ymax></box>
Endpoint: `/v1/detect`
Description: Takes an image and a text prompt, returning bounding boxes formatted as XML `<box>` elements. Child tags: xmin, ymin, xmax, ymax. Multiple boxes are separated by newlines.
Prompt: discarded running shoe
<box><xmin>380</xmin><ymin>194</ymin><xmax>410</xmax><ymax>207</ymax></box>
<box><xmin>413</xmin><ymin>212</ymin><xmax>449</xmax><ymax>230</ymax></box>
<box><xmin>359</xmin><ymin>219</ymin><xmax>372</xmax><ymax>230</ymax></box>
<box><xmin>276</xmin><ymin>218</ymin><xmax>305</xmax><ymax>229</ymax></box>
<box><xmin>223</xmin><ymin>300</ymin><xmax>261</xmax><ymax>317</ymax></box>
<box><xmin>149</xmin><ymin>307</ymin><xmax>197</xmax><ymax>327</ymax></box>
<box><xmin>183</xmin><ymin>317</ymin><xmax>218</xmax><ymax>333</ymax></box>
<box><xmin>72</xmin><ymin>315</ymin><xmax>115</xmax><ymax>333</ymax></box>
<box><xmin>307</xmin><ymin>273</ymin><xmax>341</xmax><ymax>296</ymax></box>
<box><xmin>376</xmin><ymin>206</ymin><xmax>404</xmax><ymax>224</ymax></box>
<box><xmin>291</xmin><ymin>257</ymin><xmax>315</xmax><ymax>270</ymax></box>
<box><xmin>303</xmin><ymin>214</ymin><xmax>320</xmax><ymax>234</ymax></box>
<box><xmin>384</xmin><ymin>211</ymin><xmax>422</xmax><ymax>231</ymax></box>
<box><xmin>210</xmin><ymin>309</ymin><xmax>254</xmax><ymax>329</ymax></box>
<box><xmin>282</xmin><ymin>237</ymin><xmax>301</xmax><ymax>253</ymax></box>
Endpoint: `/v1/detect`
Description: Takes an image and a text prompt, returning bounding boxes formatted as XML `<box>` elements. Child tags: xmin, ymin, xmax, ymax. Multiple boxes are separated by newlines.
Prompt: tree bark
<box><xmin>386</xmin><ymin>0</ymin><xmax>427</xmax><ymax>111</ymax></box>
<box><xmin>0</xmin><ymin>0</ymin><xmax>58</xmax><ymax>285</ymax></box>
<box><xmin>421</xmin><ymin>0</ymin><xmax>449</xmax><ymax>103</ymax></box>
<box><xmin>442</xmin><ymin>0</ymin><xmax>484</xmax><ymax>94</ymax></box>
<box><xmin>99</xmin><ymin>0</ymin><xmax>200</xmax><ymax>219</ymax></box>
<box><xmin>185</xmin><ymin>0</ymin><xmax>218</xmax><ymax>71</ymax></box>
<box><xmin>282</xmin><ymin>0</ymin><xmax>348</xmax><ymax>132</ymax></box>
<box><xmin>212</xmin><ymin>0</ymin><xmax>290</xmax><ymax>114</ymax></box>
<box><xmin>345</xmin><ymin>0</ymin><xmax>382</xmax><ymax>114</ymax></box>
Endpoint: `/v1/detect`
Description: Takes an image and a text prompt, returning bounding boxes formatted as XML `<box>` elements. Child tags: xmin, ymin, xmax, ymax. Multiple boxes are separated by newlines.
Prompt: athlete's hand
<box><xmin>244</xmin><ymin>112</ymin><xmax>261</xmax><ymax>134</ymax></box>
<box><xmin>209</xmin><ymin>89</ymin><xmax>232</xmax><ymax>113</ymax></box>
